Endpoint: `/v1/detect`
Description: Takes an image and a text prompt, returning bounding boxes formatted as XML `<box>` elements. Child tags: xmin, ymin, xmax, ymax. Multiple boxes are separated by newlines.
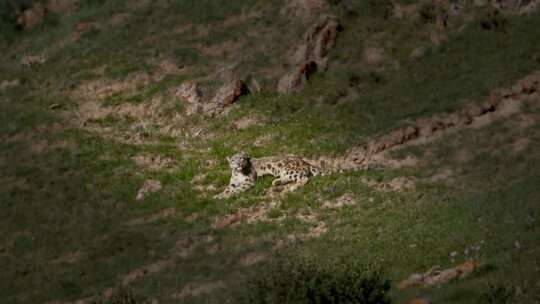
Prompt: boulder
<box><xmin>277</xmin><ymin>62</ymin><xmax>317</xmax><ymax>94</ymax></box>
<box><xmin>16</xmin><ymin>3</ymin><xmax>46</xmax><ymax>30</ymax></box>
<box><xmin>203</xmin><ymin>75</ymin><xmax>246</xmax><ymax>117</ymax></box>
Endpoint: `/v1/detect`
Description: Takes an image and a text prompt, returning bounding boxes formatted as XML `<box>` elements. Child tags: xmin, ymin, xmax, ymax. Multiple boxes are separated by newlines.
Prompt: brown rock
<box><xmin>17</xmin><ymin>3</ymin><xmax>46</xmax><ymax>30</ymax></box>
<box><xmin>204</xmin><ymin>75</ymin><xmax>245</xmax><ymax>116</ymax></box>
<box><xmin>277</xmin><ymin>62</ymin><xmax>317</xmax><ymax>94</ymax></box>
<box><xmin>278</xmin><ymin>15</ymin><xmax>339</xmax><ymax>94</ymax></box>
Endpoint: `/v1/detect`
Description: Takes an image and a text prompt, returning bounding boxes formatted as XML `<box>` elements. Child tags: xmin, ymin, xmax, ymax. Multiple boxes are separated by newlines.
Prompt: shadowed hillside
<box><xmin>1</xmin><ymin>0</ymin><xmax>540</xmax><ymax>303</ymax></box>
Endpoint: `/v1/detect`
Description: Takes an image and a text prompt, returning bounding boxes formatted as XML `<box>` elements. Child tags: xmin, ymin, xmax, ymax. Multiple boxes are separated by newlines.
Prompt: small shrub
<box><xmin>0</xmin><ymin>1</ymin><xmax>18</xmax><ymax>42</ymax></box>
<box><xmin>173</xmin><ymin>47</ymin><xmax>200</xmax><ymax>66</ymax></box>
<box><xmin>238</xmin><ymin>254</ymin><xmax>391</xmax><ymax>304</ymax></box>
<box><xmin>479</xmin><ymin>10</ymin><xmax>507</xmax><ymax>32</ymax></box>
<box><xmin>480</xmin><ymin>283</ymin><xmax>513</xmax><ymax>304</ymax></box>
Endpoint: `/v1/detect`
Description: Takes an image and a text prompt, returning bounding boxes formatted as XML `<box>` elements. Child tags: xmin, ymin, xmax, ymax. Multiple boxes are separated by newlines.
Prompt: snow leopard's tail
<box><xmin>308</xmin><ymin>159</ymin><xmax>363</xmax><ymax>177</ymax></box>
<box><xmin>309</xmin><ymin>163</ymin><xmax>345</xmax><ymax>177</ymax></box>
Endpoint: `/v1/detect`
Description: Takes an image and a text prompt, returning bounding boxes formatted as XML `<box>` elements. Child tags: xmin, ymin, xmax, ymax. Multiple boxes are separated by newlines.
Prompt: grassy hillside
<box><xmin>1</xmin><ymin>1</ymin><xmax>540</xmax><ymax>303</ymax></box>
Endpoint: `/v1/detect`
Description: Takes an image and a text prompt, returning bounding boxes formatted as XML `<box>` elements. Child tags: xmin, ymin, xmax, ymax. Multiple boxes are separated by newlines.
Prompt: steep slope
<box><xmin>1</xmin><ymin>1</ymin><xmax>540</xmax><ymax>303</ymax></box>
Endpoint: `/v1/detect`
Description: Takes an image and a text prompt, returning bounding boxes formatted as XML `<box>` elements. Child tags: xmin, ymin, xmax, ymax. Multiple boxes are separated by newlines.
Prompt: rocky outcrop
<box><xmin>343</xmin><ymin>71</ymin><xmax>540</xmax><ymax>167</ymax></box>
<box><xmin>278</xmin><ymin>15</ymin><xmax>340</xmax><ymax>94</ymax></box>
<box><xmin>203</xmin><ymin>75</ymin><xmax>246</xmax><ymax>117</ymax></box>
<box><xmin>398</xmin><ymin>260</ymin><xmax>480</xmax><ymax>289</ymax></box>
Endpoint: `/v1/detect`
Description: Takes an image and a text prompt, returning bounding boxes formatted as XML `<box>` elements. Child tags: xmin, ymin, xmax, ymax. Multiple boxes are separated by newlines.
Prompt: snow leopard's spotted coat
<box><xmin>214</xmin><ymin>152</ymin><xmax>324</xmax><ymax>199</ymax></box>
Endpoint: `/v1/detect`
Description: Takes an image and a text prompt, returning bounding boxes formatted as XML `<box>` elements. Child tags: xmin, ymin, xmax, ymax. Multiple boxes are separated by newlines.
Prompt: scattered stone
<box><xmin>73</xmin><ymin>21</ymin><xmax>99</xmax><ymax>40</ymax></box>
<box><xmin>136</xmin><ymin>179</ymin><xmax>162</xmax><ymax>200</ymax></box>
<box><xmin>280</xmin><ymin>0</ymin><xmax>328</xmax><ymax>21</ymax></box>
<box><xmin>321</xmin><ymin>191</ymin><xmax>357</xmax><ymax>209</ymax></box>
<box><xmin>16</xmin><ymin>3</ymin><xmax>46</xmax><ymax>30</ymax></box>
<box><xmin>203</xmin><ymin>74</ymin><xmax>246</xmax><ymax>117</ymax></box>
<box><xmin>0</xmin><ymin>79</ymin><xmax>20</xmax><ymax>91</ymax></box>
<box><xmin>387</xmin><ymin>176</ymin><xmax>416</xmax><ymax>192</ymax></box>
<box><xmin>175</xmin><ymin>80</ymin><xmax>202</xmax><ymax>115</ymax></box>
<box><xmin>254</xmin><ymin>134</ymin><xmax>273</xmax><ymax>147</ymax></box>
<box><xmin>363</xmin><ymin>47</ymin><xmax>385</xmax><ymax>65</ymax></box>
<box><xmin>231</xmin><ymin>113</ymin><xmax>266</xmax><ymax>130</ymax></box>
<box><xmin>278</xmin><ymin>15</ymin><xmax>340</xmax><ymax>94</ymax></box>
<box><xmin>132</xmin><ymin>154</ymin><xmax>175</xmax><ymax>171</ymax></box>
<box><xmin>212</xmin><ymin>201</ymin><xmax>280</xmax><ymax>229</ymax></box>
<box><xmin>21</xmin><ymin>55</ymin><xmax>46</xmax><ymax>67</ymax></box>
<box><xmin>398</xmin><ymin>259</ymin><xmax>481</xmax><ymax>289</ymax></box>
<box><xmin>410</xmin><ymin>47</ymin><xmax>427</xmax><ymax>60</ymax></box>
